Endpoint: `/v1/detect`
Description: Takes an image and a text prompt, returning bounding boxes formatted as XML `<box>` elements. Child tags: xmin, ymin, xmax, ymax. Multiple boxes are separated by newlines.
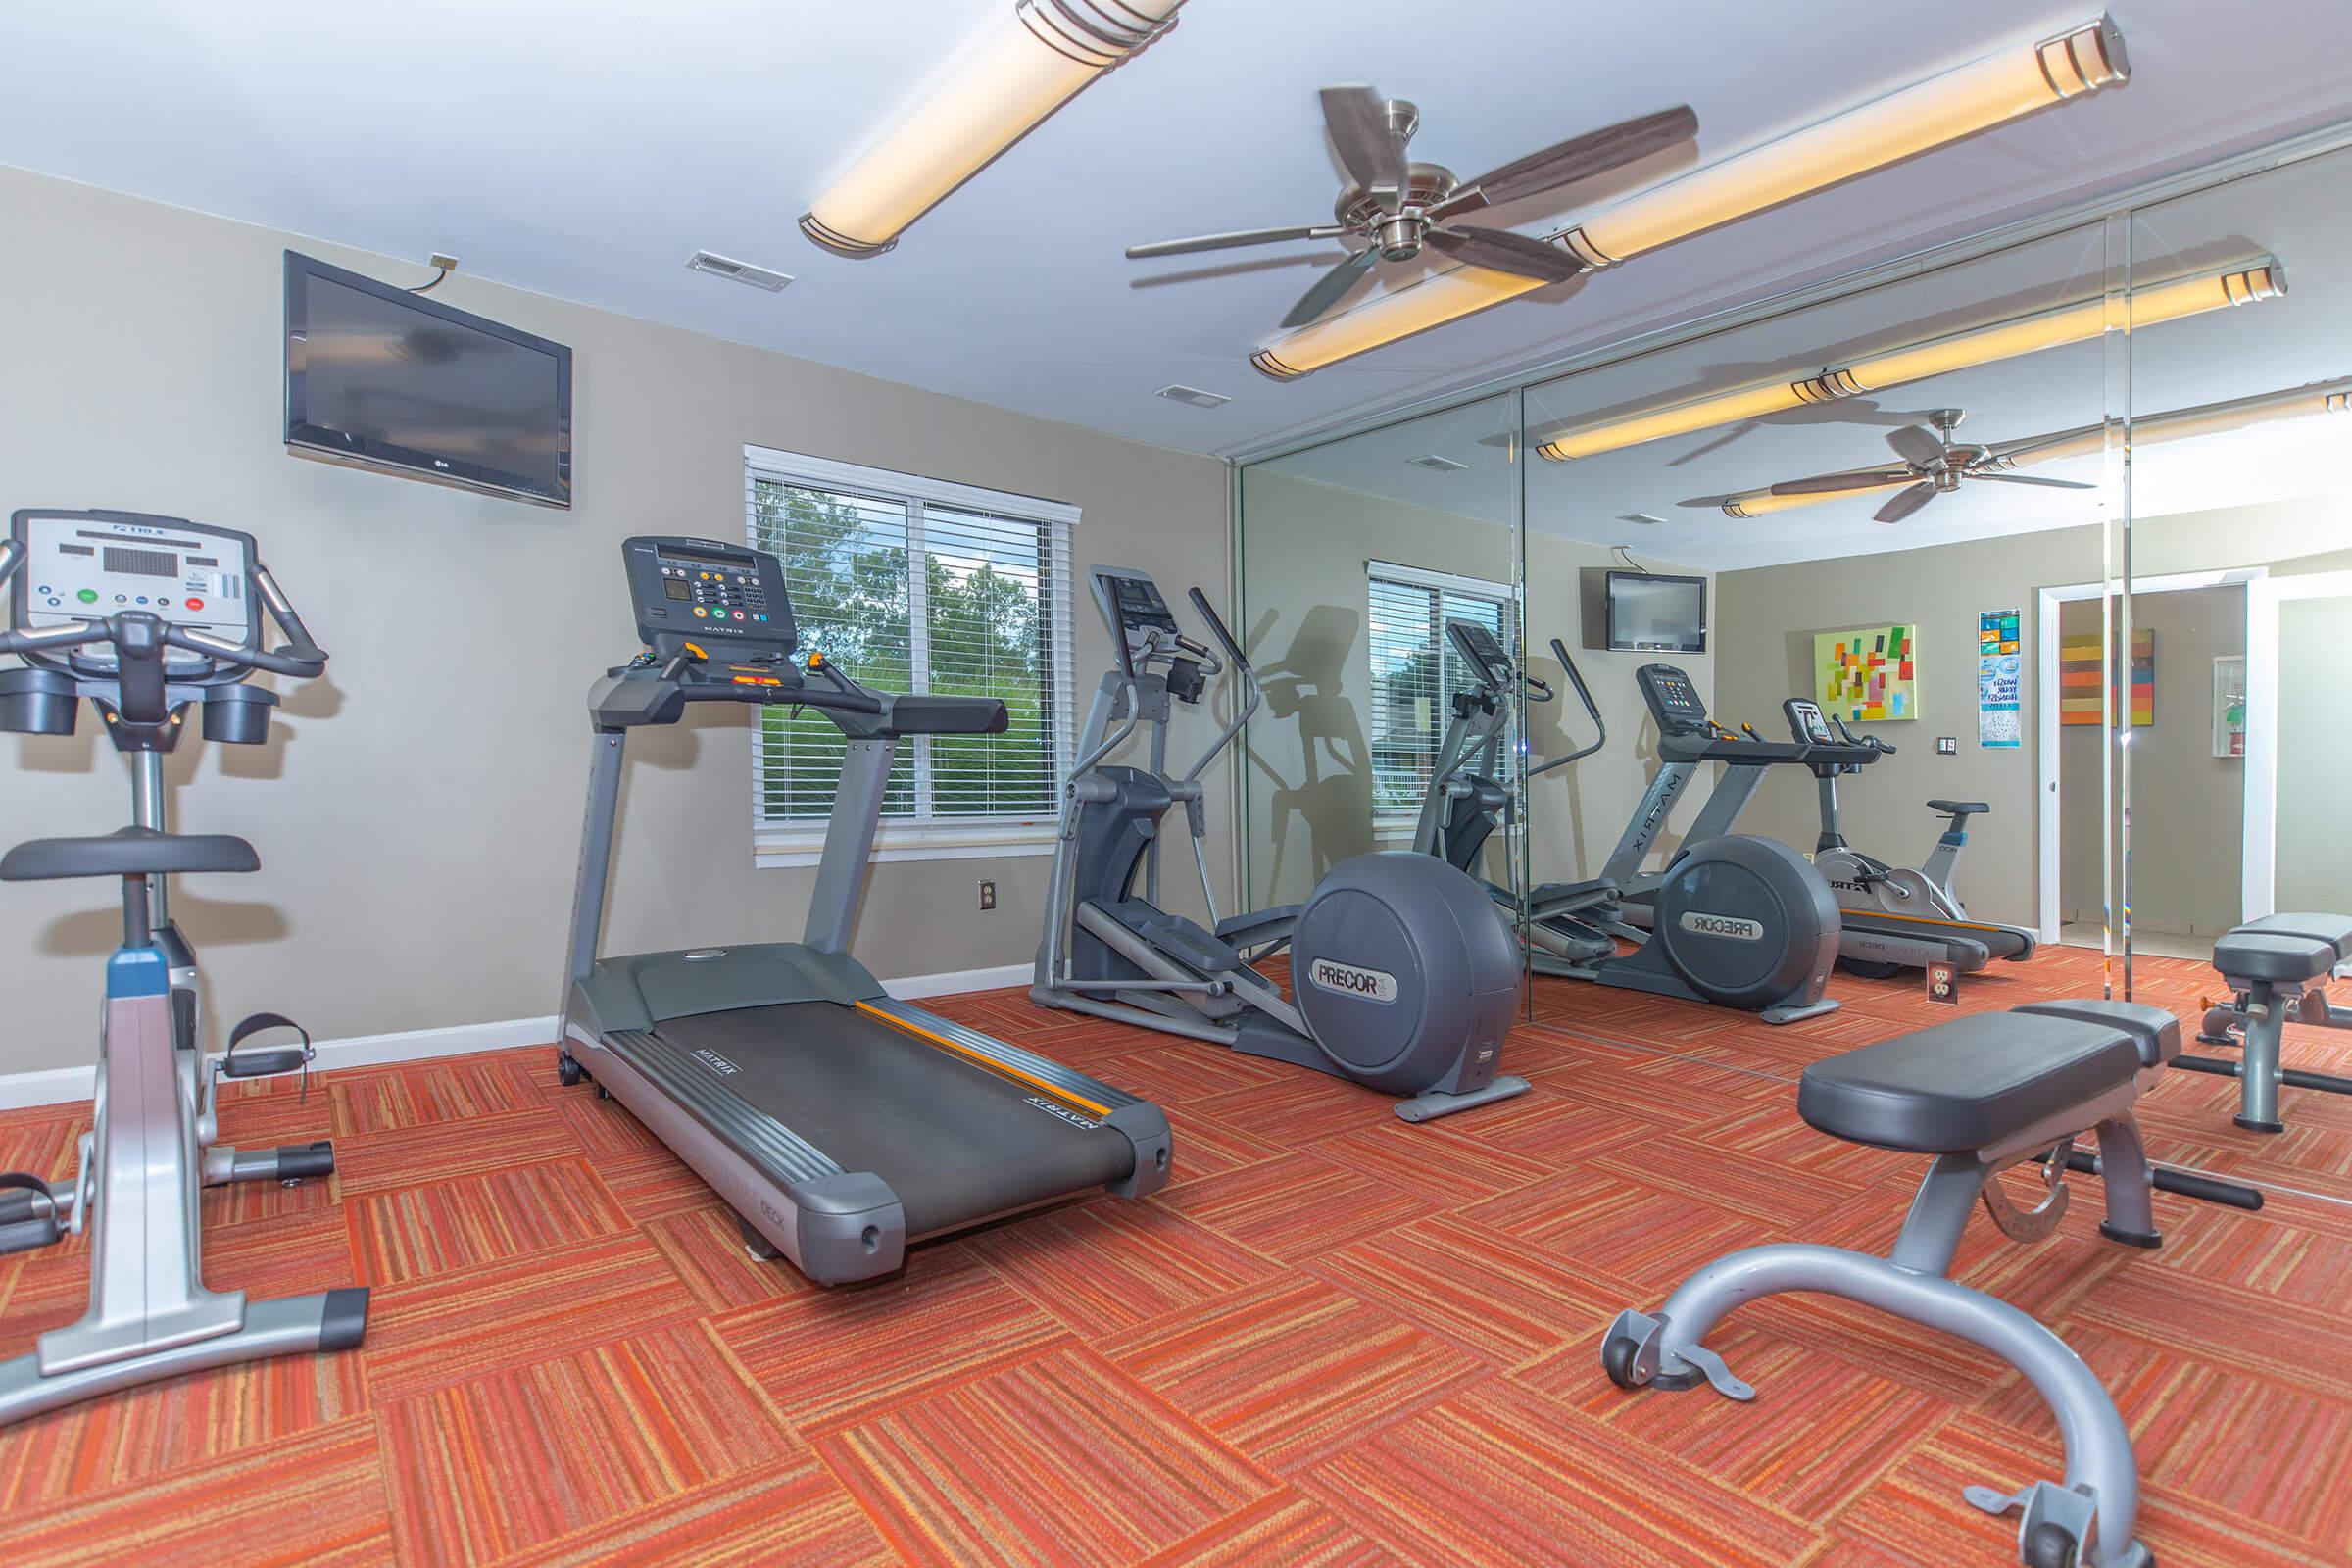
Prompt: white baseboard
<box><xmin>0</xmin><ymin>963</ymin><xmax>1029</xmax><ymax>1111</ymax></box>
<box><xmin>882</xmin><ymin>962</ymin><xmax>1030</xmax><ymax>1001</ymax></box>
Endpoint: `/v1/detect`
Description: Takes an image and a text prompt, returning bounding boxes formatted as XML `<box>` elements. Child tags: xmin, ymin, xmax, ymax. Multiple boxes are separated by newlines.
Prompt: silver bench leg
<box><xmin>2239</xmin><ymin>998</ymin><xmax>2286</xmax><ymax>1132</ymax></box>
<box><xmin>1604</xmin><ymin>1245</ymin><xmax>2148</xmax><ymax>1568</ymax></box>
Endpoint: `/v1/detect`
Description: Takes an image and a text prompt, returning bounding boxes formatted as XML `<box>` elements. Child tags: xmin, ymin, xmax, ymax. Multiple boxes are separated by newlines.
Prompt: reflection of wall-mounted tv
<box><xmin>1605</xmin><ymin>570</ymin><xmax>1706</xmax><ymax>653</ymax></box>
<box><xmin>283</xmin><ymin>251</ymin><xmax>573</xmax><ymax>508</ymax></box>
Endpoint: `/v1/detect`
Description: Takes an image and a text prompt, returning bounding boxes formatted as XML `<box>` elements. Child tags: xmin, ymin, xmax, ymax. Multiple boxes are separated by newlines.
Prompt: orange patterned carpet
<box><xmin>2</xmin><ymin>944</ymin><xmax>2350</xmax><ymax>1566</ymax></box>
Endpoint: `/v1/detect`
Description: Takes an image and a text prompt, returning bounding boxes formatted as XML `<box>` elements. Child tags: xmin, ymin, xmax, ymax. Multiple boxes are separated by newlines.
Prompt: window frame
<box><xmin>744</xmin><ymin>444</ymin><xmax>1079</xmax><ymax>868</ymax></box>
<box><xmin>1364</xmin><ymin>558</ymin><xmax>1514</xmax><ymax>841</ymax></box>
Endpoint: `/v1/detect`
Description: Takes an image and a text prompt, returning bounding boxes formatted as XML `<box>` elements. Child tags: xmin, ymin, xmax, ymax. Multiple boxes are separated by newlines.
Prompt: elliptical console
<box><xmin>1034</xmin><ymin>566</ymin><xmax>1527</xmax><ymax>1121</ymax></box>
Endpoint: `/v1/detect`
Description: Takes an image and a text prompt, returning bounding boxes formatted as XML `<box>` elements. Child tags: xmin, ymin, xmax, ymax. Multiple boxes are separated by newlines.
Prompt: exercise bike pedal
<box><xmin>0</xmin><ymin>1174</ymin><xmax>64</xmax><ymax>1255</ymax></box>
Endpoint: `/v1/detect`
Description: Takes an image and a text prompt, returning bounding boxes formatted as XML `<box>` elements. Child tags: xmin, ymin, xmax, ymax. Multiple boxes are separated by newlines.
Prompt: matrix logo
<box><xmin>1306</xmin><ymin>957</ymin><xmax>1398</xmax><ymax>1003</ymax></box>
<box><xmin>1026</xmin><ymin>1097</ymin><xmax>1102</xmax><ymax>1130</ymax></box>
<box><xmin>1679</xmin><ymin>910</ymin><xmax>1765</xmax><ymax>942</ymax></box>
<box><xmin>692</xmin><ymin>1049</ymin><xmax>743</xmax><ymax>1076</ymax></box>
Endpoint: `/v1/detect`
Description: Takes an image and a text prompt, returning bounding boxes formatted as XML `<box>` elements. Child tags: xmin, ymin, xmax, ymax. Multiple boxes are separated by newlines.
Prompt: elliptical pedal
<box><xmin>0</xmin><ymin>1173</ymin><xmax>63</xmax><ymax>1255</ymax></box>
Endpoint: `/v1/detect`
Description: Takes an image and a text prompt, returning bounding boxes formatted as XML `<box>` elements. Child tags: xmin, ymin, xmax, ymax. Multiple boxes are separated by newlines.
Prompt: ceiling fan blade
<box><xmin>1127</xmin><ymin>224</ymin><xmax>1344</xmax><ymax>260</ymax></box>
<box><xmin>1874</xmin><ymin>482</ymin><xmax>1938</xmax><ymax>523</ymax></box>
<box><xmin>1428</xmin><ymin>105</ymin><xmax>1699</xmax><ymax>220</ymax></box>
<box><xmin>1769</xmin><ymin>469</ymin><xmax>1915</xmax><ymax>497</ymax></box>
<box><xmin>1423</xmin><ymin>225</ymin><xmax>1586</xmax><ymax>284</ymax></box>
<box><xmin>1321</xmin><ymin>86</ymin><xmax>1407</xmax><ymax>213</ymax></box>
<box><xmin>1884</xmin><ymin>425</ymin><xmax>1949</xmax><ymax>467</ymax></box>
<box><xmin>1969</xmin><ymin>472</ymin><xmax>2100</xmax><ymax>490</ymax></box>
<box><xmin>1279</xmin><ymin>247</ymin><xmax>1381</xmax><ymax>329</ymax></box>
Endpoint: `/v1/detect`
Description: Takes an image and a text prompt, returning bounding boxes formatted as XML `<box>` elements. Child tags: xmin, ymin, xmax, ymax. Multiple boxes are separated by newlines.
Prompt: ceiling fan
<box><xmin>1126</xmin><ymin>87</ymin><xmax>1696</xmax><ymax>330</ymax></box>
<box><xmin>1767</xmin><ymin>409</ymin><xmax>2097</xmax><ymax>523</ymax></box>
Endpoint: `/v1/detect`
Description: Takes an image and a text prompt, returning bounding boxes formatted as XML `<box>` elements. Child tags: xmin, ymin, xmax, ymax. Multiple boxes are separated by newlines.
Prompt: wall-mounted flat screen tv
<box><xmin>1605</xmin><ymin>570</ymin><xmax>1706</xmax><ymax>653</ymax></box>
<box><xmin>284</xmin><ymin>251</ymin><xmax>572</xmax><ymax>508</ymax></box>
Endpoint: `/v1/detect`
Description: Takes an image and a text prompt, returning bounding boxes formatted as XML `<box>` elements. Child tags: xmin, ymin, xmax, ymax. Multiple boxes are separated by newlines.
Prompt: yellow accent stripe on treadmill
<box><xmin>1850</xmin><ymin>912</ymin><xmax>2028</xmax><ymax>937</ymax></box>
<box><xmin>854</xmin><ymin>1003</ymin><xmax>1116</xmax><ymax>1118</ymax></box>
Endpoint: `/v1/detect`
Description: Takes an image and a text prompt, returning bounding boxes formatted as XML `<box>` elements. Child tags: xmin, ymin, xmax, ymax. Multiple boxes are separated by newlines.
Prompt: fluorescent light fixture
<box><xmin>802</xmin><ymin>0</ymin><xmax>1183</xmax><ymax>258</ymax></box>
<box><xmin>1252</xmin><ymin>15</ymin><xmax>2128</xmax><ymax>380</ymax></box>
<box><xmin>1542</xmin><ymin>260</ymin><xmax>2283</xmax><ymax>462</ymax></box>
<box><xmin>687</xmin><ymin>251</ymin><xmax>793</xmax><ymax>291</ymax></box>
<box><xmin>1719</xmin><ymin>375</ymin><xmax>2352</xmax><ymax>516</ymax></box>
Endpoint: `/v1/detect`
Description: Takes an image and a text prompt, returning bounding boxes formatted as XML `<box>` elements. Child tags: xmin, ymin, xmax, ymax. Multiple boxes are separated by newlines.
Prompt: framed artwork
<box><xmin>2213</xmin><ymin>654</ymin><xmax>2246</xmax><ymax>757</ymax></box>
<box><xmin>1816</xmin><ymin>624</ymin><xmax>1918</xmax><ymax>721</ymax></box>
<box><xmin>2060</xmin><ymin>629</ymin><xmax>2155</xmax><ymax>726</ymax></box>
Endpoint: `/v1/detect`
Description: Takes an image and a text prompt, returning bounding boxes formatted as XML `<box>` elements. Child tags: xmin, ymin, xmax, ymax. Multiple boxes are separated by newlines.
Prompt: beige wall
<box><xmin>2277</xmin><ymin>594</ymin><xmax>2352</xmax><ymax>913</ymax></box>
<box><xmin>2057</xmin><ymin>587</ymin><xmax>2246</xmax><ymax>934</ymax></box>
<box><xmin>0</xmin><ymin>165</ymin><xmax>1230</xmax><ymax>1076</ymax></box>
<box><xmin>1715</xmin><ymin>495</ymin><xmax>2352</xmax><ymax>937</ymax></box>
<box><xmin>1236</xmin><ymin>466</ymin><xmax>1710</xmax><ymax>906</ymax></box>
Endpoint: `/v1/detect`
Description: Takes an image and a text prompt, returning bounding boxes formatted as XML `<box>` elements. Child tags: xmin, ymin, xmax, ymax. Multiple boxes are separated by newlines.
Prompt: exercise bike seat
<box><xmin>1924</xmin><ymin>799</ymin><xmax>1989</xmax><ymax>817</ymax></box>
<box><xmin>1795</xmin><ymin>1005</ymin><xmax>2149</xmax><ymax>1153</ymax></box>
<box><xmin>1</xmin><ymin>825</ymin><xmax>259</xmax><ymax>882</ymax></box>
<box><xmin>2211</xmin><ymin>931</ymin><xmax>2339</xmax><ymax>986</ymax></box>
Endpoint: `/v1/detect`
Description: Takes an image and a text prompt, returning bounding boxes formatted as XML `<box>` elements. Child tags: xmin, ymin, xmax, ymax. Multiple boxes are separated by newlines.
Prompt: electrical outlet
<box><xmin>977</xmin><ymin>879</ymin><xmax>996</xmax><ymax>910</ymax></box>
<box><xmin>1936</xmin><ymin>737</ymin><xmax>1958</xmax><ymax>756</ymax></box>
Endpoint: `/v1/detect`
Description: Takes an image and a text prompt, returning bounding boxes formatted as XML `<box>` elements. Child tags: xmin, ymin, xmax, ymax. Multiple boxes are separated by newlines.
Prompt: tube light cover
<box><xmin>1254</xmin><ymin>15</ymin><xmax>2129</xmax><ymax>379</ymax></box>
<box><xmin>803</xmin><ymin>1</ymin><xmax>1183</xmax><ymax>258</ymax></box>
<box><xmin>1539</xmin><ymin>261</ymin><xmax>2281</xmax><ymax>463</ymax></box>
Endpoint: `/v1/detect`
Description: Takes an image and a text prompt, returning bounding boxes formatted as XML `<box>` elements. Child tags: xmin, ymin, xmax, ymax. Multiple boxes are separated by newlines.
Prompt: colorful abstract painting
<box><xmin>1815</xmin><ymin>624</ymin><xmax>1918</xmax><ymax>721</ymax></box>
<box><xmin>2060</xmin><ymin>629</ymin><xmax>2155</xmax><ymax>726</ymax></box>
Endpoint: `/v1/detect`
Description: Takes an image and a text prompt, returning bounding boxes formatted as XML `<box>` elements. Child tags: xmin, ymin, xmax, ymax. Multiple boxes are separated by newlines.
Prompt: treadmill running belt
<box><xmin>648</xmin><ymin>1003</ymin><xmax>1139</xmax><ymax>1237</ymax></box>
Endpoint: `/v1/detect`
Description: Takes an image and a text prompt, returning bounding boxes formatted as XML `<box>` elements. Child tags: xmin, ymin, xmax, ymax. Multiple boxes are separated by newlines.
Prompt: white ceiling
<box><xmin>4</xmin><ymin>1</ymin><xmax>2352</xmax><ymax>466</ymax></box>
<box><xmin>1261</xmin><ymin>139</ymin><xmax>2352</xmax><ymax>569</ymax></box>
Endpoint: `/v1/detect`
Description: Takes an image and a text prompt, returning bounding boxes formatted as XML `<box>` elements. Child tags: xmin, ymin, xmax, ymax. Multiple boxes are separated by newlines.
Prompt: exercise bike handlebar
<box><xmin>0</xmin><ymin>536</ymin><xmax>329</xmax><ymax>681</ymax></box>
<box><xmin>1529</xmin><ymin>638</ymin><xmax>1608</xmax><ymax>777</ymax></box>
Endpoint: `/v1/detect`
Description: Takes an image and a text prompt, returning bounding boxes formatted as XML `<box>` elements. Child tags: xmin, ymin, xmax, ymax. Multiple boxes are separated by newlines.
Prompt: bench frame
<box><xmin>2184</xmin><ymin>968</ymin><xmax>2352</xmax><ymax>1133</ymax></box>
<box><xmin>1602</xmin><ymin>1061</ymin><xmax>2162</xmax><ymax>1568</ymax></box>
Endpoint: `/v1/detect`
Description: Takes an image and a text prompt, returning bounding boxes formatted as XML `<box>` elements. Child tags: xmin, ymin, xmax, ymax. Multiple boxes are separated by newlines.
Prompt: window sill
<box><xmin>754</xmin><ymin>821</ymin><xmax>1059</xmax><ymax>869</ymax></box>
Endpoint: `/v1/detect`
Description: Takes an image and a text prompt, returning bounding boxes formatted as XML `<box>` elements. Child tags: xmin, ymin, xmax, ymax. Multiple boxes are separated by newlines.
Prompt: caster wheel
<box><xmin>557</xmin><ymin>1055</ymin><xmax>585</xmax><ymax>1087</ymax></box>
<box><xmin>1601</xmin><ymin>1332</ymin><xmax>1644</xmax><ymax>1390</ymax></box>
<box><xmin>596</xmin><ymin>1086</ymin><xmax>610</xmax><ymax>1101</ymax></box>
<box><xmin>2023</xmin><ymin>1521</ymin><xmax>2079</xmax><ymax>1568</ymax></box>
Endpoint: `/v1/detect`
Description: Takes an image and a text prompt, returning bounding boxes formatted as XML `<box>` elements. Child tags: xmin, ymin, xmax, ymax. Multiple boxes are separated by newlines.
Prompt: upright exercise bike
<box><xmin>1784</xmin><ymin>700</ymin><xmax>2037</xmax><ymax>979</ymax></box>
<box><xmin>0</xmin><ymin>508</ymin><xmax>366</xmax><ymax>1424</ymax></box>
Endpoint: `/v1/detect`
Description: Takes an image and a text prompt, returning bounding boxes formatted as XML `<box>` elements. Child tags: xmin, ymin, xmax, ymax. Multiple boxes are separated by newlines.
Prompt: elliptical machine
<box><xmin>1784</xmin><ymin>699</ymin><xmax>2037</xmax><ymax>979</ymax></box>
<box><xmin>1034</xmin><ymin>567</ymin><xmax>1528</xmax><ymax>1122</ymax></box>
<box><xmin>0</xmin><ymin>508</ymin><xmax>366</xmax><ymax>1424</ymax></box>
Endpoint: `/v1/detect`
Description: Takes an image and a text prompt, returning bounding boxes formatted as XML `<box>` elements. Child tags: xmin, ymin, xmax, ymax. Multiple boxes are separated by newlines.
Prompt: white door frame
<box><xmin>2034</xmin><ymin>567</ymin><xmax>2267</xmax><ymax>944</ymax></box>
<box><xmin>2245</xmin><ymin>569</ymin><xmax>2352</xmax><ymax>920</ymax></box>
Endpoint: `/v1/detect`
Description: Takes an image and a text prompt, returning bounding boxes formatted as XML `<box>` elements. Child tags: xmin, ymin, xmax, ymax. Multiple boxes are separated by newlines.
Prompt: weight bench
<box><xmin>1603</xmin><ymin>999</ymin><xmax>2260</xmax><ymax>1568</ymax></box>
<box><xmin>2180</xmin><ymin>912</ymin><xmax>2352</xmax><ymax>1133</ymax></box>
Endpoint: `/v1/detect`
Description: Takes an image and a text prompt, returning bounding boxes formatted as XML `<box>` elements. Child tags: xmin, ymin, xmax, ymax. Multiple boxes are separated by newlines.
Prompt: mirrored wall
<box><xmin>1238</xmin><ymin>133</ymin><xmax>2352</xmax><ymax>1006</ymax></box>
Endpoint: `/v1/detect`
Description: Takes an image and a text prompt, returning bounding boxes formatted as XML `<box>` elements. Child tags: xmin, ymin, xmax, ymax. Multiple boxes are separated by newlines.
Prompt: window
<box><xmin>745</xmin><ymin>446</ymin><xmax>1076</xmax><ymax>865</ymax></box>
<box><xmin>1366</xmin><ymin>560</ymin><xmax>1512</xmax><ymax>831</ymax></box>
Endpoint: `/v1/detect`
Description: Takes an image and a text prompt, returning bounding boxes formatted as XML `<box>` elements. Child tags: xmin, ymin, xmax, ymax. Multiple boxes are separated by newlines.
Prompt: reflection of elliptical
<box><xmin>1419</xmin><ymin>621</ymin><xmax>1847</xmax><ymax>1025</ymax></box>
<box><xmin>1784</xmin><ymin>700</ymin><xmax>2037</xmax><ymax>979</ymax></box>
<box><xmin>1034</xmin><ymin>567</ymin><xmax>1529</xmax><ymax>1122</ymax></box>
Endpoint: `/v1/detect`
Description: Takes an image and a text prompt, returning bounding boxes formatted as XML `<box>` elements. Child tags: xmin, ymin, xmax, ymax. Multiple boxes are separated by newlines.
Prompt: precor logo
<box><xmin>1679</xmin><ymin>910</ymin><xmax>1765</xmax><ymax>942</ymax></box>
<box><xmin>1306</xmin><ymin>957</ymin><xmax>1398</xmax><ymax>1003</ymax></box>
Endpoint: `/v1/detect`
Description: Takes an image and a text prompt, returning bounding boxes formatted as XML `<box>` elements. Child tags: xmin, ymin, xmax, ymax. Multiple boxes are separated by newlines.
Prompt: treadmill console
<box><xmin>1635</xmin><ymin>663</ymin><xmax>1711</xmax><ymax>736</ymax></box>
<box><xmin>1446</xmin><ymin>618</ymin><xmax>1514</xmax><ymax>692</ymax></box>
<box><xmin>1090</xmin><ymin>566</ymin><xmax>1182</xmax><ymax>678</ymax></box>
<box><xmin>1785</xmin><ymin>697</ymin><xmax>1837</xmax><ymax>745</ymax></box>
<box><xmin>10</xmin><ymin>510</ymin><xmax>259</xmax><ymax>664</ymax></box>
<box><xmin>621</xmin><ymin>536</ymin><xmax>797</xmax><ymax>659</ymax></box>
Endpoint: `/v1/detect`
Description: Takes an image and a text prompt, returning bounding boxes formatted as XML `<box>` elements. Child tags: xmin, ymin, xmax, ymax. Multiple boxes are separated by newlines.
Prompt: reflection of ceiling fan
<box><xmin>1768</xmin><ymin>409</ymin><xmax>2096</xmax><ymax>522</ymax></box>
<box><xmin>1125</xmin><ymin>87</ymin><xmax>1695</xmax><ymax>330</ymax></box>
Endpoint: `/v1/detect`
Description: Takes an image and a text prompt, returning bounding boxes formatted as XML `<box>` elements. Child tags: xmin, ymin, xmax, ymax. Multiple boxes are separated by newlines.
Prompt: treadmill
<box><xmin>558</xmin><ymin>535</ymin><xmax>1172</xmax><ymax>1285</ymax></box>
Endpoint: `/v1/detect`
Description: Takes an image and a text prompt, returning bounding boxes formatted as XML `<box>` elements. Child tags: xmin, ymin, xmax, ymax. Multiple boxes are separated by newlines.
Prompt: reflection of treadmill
<box><xmin>558</xmin><ymin>536</ymin><xmax>1171</xmax><ymax>1286</ymax></box>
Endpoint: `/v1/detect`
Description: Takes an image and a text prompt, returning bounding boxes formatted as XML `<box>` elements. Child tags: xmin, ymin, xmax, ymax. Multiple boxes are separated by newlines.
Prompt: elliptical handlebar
<box><xmin>1529</xmin><ymin>638</ymin><xmax>1608</xmax><ymax>777</ymax></box>
<box><xmin>1178</xmin><ymin>586</ymin><xmax>1259</xmax><ymax>785</ymax></box>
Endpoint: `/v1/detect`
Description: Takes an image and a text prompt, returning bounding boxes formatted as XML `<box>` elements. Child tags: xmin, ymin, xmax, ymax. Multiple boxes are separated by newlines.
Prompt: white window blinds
<box><xmin>1366</xmin><ymin>560</ymin><xmax>1511</xmax><ymax>824</ymax></box>
<box><xmin>745</xmin><ymin>448</ymin><xmax>1076</xmax><ymax>836</ymax></box>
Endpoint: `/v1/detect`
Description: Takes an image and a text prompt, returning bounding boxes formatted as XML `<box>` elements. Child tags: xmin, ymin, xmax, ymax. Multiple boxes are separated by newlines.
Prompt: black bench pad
<box><xmin>2012</xmin><ymin>999</ymin><xmax>2181</xmax><ymax>1068</ymax></box>
<box><xmin>2232</xmin><ymin>912</ymin><xmax>2352</xmax><ymax>962</ymax></box>
<box><xmin>1</xmin><ymin>826</ymin><xmax>259</xmax><ymax>882</ymax></box>
<box><xmin>2213</xmin><ymin>932</ymin><xmax>2338</xmax><ymax>986</ymax></box>
<box><xmin>1798</xmin><ymin>1009</ymin><xmax>2143</xmax><ymax>1154</ymax></box>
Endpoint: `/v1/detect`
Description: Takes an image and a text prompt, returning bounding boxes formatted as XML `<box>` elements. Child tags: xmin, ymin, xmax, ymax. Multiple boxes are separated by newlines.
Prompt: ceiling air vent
<box><xmin>1405</xmin><ymin>454</ymin><xmax>1468</xmax><ymax>472</ymax></box>
<box><xmin>1155</xmin><ymin>384</ymin><xmax>1230</xmax><ymax>409</ymax></box>
<box><xmin>687</xmin><ymin>251</ymin><xmax>793</xmax><ymax>292</ymax></box>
